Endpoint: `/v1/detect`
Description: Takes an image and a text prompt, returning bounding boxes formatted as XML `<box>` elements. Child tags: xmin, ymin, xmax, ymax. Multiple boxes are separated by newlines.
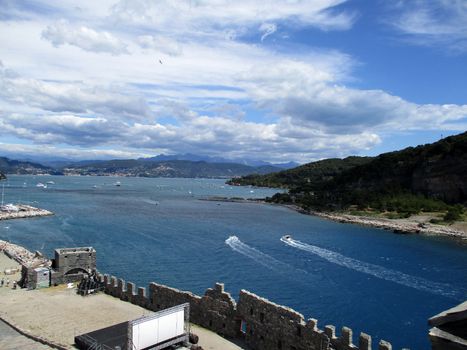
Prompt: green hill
<box><xmin>228</xmin><ymin>156</ymin><xmax>372</xmax><ymax>189</ymax></box>
<box><xmin>0</xmin><ymin>157</ymin><xmax>59</xmax><ymax>175</ymax></box>
<box><xmin>230</xmin><ymin>132</ymin><xmax>467</xmax><ymax>213</ymax></box>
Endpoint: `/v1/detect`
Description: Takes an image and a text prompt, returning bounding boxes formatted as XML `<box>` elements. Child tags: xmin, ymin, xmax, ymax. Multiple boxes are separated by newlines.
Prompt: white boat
<box><xmin>114</xmin><ymin>181</ymin><xmax>121</xmax><ymax>187</ymax></box>
<box><xmin>36</xmin><ymin>183</ymin><xmax>47</xmax><ymax>188</ymax></box>
<box><xmin>282</xmin><ymin>234</ymin><xmax>292</xmax><ymax>241</ymax></box>
<box><xmin>0</xmin><ymin>203</ymin><xmax>19</xmax><ymax>212</ymax></box>
<box><xmin>46</xmin><ymin>181</ymin><xmax>55</xmax><ymax>185</ymax></box>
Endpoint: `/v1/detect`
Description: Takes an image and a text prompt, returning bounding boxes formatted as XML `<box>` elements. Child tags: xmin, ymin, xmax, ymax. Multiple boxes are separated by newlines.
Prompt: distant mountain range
<box><xmin>138</xmin><ymin>153</ymin><xmax>299</xmax><ymax>169</ymax></box>
<box><xmin>229</xmin><ymin>131</ymin><xmax>467</xmax><ymax>210</ymax></box>
<box><xmin>61</xmin><ymin>159</ymin><xmax>281</xmax><ymax>178</ymax></box>
<box><xmin>10</xmin><ymin>153</ymin><xmax>299</xmax><ymax>170</ymax></box>
<box><xmin>0</xmin><ymin>154</ymin><xmax>291</xmax><ymax>179</ymax></box>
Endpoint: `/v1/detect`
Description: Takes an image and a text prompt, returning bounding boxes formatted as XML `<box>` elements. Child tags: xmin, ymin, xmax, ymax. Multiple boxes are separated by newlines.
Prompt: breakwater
<box><xmin>307</xmin><ymin>210</ymin><xmax>467</xmax><ymax>239</ymax></box>
<box><xmin>0</xmin><ymin>239</ymin><xmax>50</xmax><ymax>268</ymax></box>
<box><xmin>0</xmin><ymin>204</ymin><xmax>53</xmax><ymax>221</ymax></box>
<box><xmin>98</xmin><ymin>273</ymin><xmax>395</xmax><ymax>350</ymax></box>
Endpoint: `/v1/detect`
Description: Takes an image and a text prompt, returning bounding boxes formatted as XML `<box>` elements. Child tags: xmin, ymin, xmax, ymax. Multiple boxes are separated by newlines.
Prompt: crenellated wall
<box><xmin>97</xmin><ymin>273</ymin><xmax>396</xmax><ymax>350</ymax></box>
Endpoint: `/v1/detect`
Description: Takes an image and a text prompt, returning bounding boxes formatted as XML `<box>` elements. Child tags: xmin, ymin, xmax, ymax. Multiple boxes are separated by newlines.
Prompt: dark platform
<box><xmin>75</xmin><ymin>321</ymin><xmax>129</xmax><ymax>350</ymax></box>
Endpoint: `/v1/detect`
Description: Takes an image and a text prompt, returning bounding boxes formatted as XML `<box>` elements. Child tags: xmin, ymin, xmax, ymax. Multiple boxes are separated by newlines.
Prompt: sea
<box><xmin>1</xmin><ymin>175</ymin><xmax>466</xmax><ymax>349</ymax></box>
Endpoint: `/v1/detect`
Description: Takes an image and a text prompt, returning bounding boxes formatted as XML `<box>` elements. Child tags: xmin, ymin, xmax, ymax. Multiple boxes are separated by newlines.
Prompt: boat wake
<box><xmin>226</xmin><ymin>236</ymin><xmax>302</xmax><ymax>276</ymax></box>
<box><xmin>281</xmin><ymin>236</ymin><xmax>463</xmax><ymax>300</ymax></box>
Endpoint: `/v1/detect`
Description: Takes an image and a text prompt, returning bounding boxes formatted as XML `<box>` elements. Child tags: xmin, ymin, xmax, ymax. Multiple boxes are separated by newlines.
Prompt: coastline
<box><xmin>201</xmin><ymin>196</ymin><xmax>467</xmax><ymax>240</ymax></box>
<box><xmin>282</xmin><ymin>204</ymin><xmax>467</xmax><ymax>240</ymax></box>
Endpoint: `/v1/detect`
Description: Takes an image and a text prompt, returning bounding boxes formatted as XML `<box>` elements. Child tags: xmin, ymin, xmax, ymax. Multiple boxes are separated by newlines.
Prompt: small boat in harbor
<box><xmin>114</xmin><ymin>181</ymin><xmax>121</xmax><ymax>187</ymax></box>
<box><xmin>46</xmin><ymin>181</ymin><xmax>55</xmax><ymax>185</ymax></box>
<box><xmin>36</xmin><ymin>183</ymin><xmax>47</xmax><ymax>188</ymax></box>
<box><xmin>282</xmin><ymin>234</ymin><xmax>292</xmax><ymax>241</ymax></box>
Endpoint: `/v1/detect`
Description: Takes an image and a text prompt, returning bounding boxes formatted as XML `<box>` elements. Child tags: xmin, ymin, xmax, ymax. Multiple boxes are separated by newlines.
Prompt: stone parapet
<box><xmin>100</xmin><ymin>274</ymin><xmax>395</xmax><ymax>350</ymax></box>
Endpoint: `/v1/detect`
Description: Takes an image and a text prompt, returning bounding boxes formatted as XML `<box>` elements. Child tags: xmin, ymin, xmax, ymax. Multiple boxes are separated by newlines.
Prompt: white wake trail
<box><xmin>281</xmin><ymin>237</ymin><xmax>463</xmax><ymax>300</ymax></box>
<box><xmin>226</xmin><ymin>236</ymin><xmax>299</xmax><ymax>275</ymax></box>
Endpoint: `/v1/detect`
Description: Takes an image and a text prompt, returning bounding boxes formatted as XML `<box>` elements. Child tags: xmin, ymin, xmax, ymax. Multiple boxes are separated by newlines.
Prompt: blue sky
<box><xmin>0</xmin><ymin>0</ymin><xmax>466</xmax><ymax>163</ymax></box>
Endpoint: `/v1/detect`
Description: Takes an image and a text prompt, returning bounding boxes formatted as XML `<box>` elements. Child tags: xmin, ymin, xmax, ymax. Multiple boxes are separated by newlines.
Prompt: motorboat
<box><xmin>282</xmin><ymin>234</ymin><xmax>292</xmax><ymax>241</ymax></box>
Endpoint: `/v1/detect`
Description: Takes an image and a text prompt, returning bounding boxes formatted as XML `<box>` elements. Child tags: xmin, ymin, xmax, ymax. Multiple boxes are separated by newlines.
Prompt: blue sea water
<box><xmin>1</xmin><ymin>175</ymin><xmax>466</xmax><ymax>349</ymax></box>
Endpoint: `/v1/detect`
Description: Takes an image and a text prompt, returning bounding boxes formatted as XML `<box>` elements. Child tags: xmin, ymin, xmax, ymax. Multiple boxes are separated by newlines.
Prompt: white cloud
<box><xmin>0</xmin><ymin>64</ymin><xmax>152</xmax><ymax>120</ymax></box>
<box><xmin>110</xmin><ymin>0</ymin><xmax>356</xmax><ymax>36</ymax></box>
<box><xmin>260</xmin><ymin>23</ymin><xmax>277</xmax><ymax>42</ymax></box>
<box><xmin>0</xmin><ymin>142</ymin><xmax>151</xmax><ymax>161</ymax></box>
<box><xmin>0</xmin><ymin>113</ymin><xmax>126</xmax><ymax>145</ymax></box>
<box><xmin>240</xmin><ymin>61</ymin><xmax>467</xmax><ymax>134</ymax></box>
<box><xmin>1</xmin><ymin>1</ymin><xmax>466</xmax><ymax>164</ymax></box>
<box><xmin>137</xmin><ymin>35</ymin><xmax>183</xmax><ymax>56</ymax></box>
<box><xmin>389</xmin><ymin>0</ymin><xmax>467</xmax><ymax>52</ymax></box>
<box><xmin>41</xmin><ymin>20</ymin><xmax>128</xmax><ymax>55</ymax></box>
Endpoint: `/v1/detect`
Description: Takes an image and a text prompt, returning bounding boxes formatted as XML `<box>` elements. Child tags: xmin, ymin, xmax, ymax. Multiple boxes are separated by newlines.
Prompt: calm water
<box><xmin>1</xmin><ymin>175</ymin><xmax>466</xmax><ymax>349</ymax></box>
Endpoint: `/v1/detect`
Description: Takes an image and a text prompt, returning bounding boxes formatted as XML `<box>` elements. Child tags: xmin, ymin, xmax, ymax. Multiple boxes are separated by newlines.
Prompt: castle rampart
<box><xmin>98</xmin><ymin>272</ymin><xmax>397</xmax><ymax>350</ymax></box>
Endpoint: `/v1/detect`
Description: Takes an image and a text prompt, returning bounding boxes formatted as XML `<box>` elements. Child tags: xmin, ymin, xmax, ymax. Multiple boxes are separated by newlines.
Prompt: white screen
<box><xmin>132</xmin><ymin>309</ymin><xmax>185</xmax><ymax>350</ymax></box>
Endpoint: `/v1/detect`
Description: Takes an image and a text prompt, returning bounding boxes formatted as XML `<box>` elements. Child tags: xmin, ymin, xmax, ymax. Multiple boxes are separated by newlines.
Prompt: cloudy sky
<box><xmin>1</xmin><ymin>0</ymin><xmax>466</xmax><ymax>163</ymax></box>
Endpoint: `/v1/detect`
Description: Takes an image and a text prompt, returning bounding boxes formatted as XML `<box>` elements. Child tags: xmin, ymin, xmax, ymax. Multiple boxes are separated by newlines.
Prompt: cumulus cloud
<box><xmin>137</xmin><ymin>35</ymin><xmax>183</xmax><ymax>56</ymax></box>
<box><xmin>0</xmin><ymin>114</ymin><xmax>125</xmax><ymax>145</ymax></box>
<box><xmin>41</xmin><ymin>20</ymin><xmax>128</xmax><ymax>55</ymax></box>
<box><xmin>110</xmin><ymin>0</ymin><xmax>356</xmax><ymax>35</ymax></box>
<box><xmin>0</xmin><ymin>64</ymin><xmax>152</xmax><ymax>120</ymax></box>
<box><xmin>389</xmin><ymin>0</ymin><xmax>467</xmax><ymax>52</ymax></box>
<box><xmin>0</xmin><ymin>142</ymin><xmax>150</xmax><ymax>161</ymax></box>
<box><xmin>2</xmin><ymin>1</ymin><xmax>466</xmax><ymax>164</ymax></box>
<box><xmin>240</xmin><ymin>61</ymin><xmax>467</xmax><ymax>134</ymax></box>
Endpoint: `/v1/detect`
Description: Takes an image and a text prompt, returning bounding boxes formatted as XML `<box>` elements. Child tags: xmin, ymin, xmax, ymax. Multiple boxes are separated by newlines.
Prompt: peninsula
<box><xmin>229</xmin><ymin>132</ymin><xmax>467</xmax><ymax>239</ymax></box>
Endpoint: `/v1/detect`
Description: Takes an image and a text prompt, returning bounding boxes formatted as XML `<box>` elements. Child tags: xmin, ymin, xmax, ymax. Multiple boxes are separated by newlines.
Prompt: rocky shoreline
<box><xmin>0</xmin><ymin>204</ymin><xmax>53</xmax><ymax>221</ymax></box>
<box><xmin>202</xmin><ymin>197</ymin><xmax>467</xmax><ymax>240</ymax></box>
<box><xmin>283</xmin><ymin>204</ymin><xmax>467</xmax><ymax>240</ymax></box>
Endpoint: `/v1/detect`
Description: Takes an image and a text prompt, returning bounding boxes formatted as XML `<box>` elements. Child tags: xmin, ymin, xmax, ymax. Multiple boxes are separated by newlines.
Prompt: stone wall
<box><xmin>98</xmin><ymin>273</ymin><xmax>395</xmax><ymax>350</ymax></box>
<box><xmin>53</xmin><ymin>247</ymin><xmax>96</xmax><ymax>276</ymax></box>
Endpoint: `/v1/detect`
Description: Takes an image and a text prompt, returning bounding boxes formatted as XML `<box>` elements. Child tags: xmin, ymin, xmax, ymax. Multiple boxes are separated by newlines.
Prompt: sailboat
<box><xmin>1</xmin><ymin>182</ymin><xmax>19</xmax><ymax>212</ymax></box>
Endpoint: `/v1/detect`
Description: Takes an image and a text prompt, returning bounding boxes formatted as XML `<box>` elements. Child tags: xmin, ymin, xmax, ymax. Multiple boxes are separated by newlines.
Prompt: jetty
<box><xmin>0</xmin><ymin>204</ymin><xmax>53</xmax><ymax>221</ymax></box>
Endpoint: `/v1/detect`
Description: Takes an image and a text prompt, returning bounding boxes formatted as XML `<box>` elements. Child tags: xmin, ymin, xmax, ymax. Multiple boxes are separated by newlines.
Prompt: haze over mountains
<box><xmin>0</xmin><ymin>154</ymin><xmax>297</xmax><ymax>179</ymax></box>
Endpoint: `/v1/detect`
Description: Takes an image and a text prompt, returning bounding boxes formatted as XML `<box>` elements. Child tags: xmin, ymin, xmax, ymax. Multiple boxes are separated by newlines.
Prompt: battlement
<box><xmin>55</xmin><ymin>247</ymin><xmax>95</xmax><ymax>254</ymax></box>
<box><xmin>98</xmin><ymin>272</ymin><xmax>397</xmax><ymax>350</ymax></box>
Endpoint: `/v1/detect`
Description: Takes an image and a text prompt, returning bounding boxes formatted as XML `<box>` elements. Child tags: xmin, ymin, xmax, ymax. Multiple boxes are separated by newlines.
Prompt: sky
<box><xmin>0</xmin><ymin>0</ymin><xmax>466</xmax><ymax>163</ymax></box>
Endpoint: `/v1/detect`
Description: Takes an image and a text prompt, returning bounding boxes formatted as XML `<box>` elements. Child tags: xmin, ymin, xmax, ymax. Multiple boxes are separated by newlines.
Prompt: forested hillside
<box><xmin>230</xmin><ymin>132</ymin><xmax>467</xmax><ymax>214</ymax></box>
